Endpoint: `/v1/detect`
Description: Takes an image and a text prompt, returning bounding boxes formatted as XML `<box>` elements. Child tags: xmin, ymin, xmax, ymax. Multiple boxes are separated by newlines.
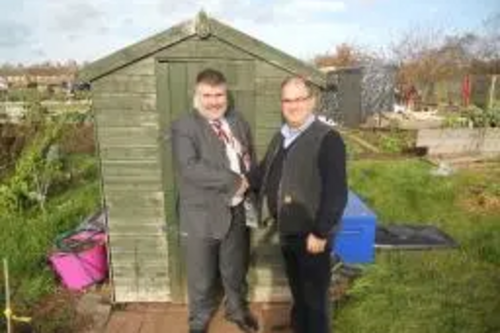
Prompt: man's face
<box><xmin>281</xmin><ymin>81</ymin><xmax>315</xmax><ymax>128</ymax></box>
<box><xmin>195</xmin><ymin>82</ymin><xmax>228</xmax><ymax>120</ymax></box>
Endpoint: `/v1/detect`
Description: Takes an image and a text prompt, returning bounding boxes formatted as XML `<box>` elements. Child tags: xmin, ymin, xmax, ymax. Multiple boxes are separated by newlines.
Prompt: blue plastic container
<box><xmin>333</xmin><ymin>191</ymin><xmax>377</xmax><ymax>264</ymax></box>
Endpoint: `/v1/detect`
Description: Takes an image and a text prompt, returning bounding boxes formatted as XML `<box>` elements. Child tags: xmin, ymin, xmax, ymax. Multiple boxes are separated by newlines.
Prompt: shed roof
<box><xmin>79</xmin><ymin>11</ymin><xmax>326</xmax><ymax>86</ymax></box>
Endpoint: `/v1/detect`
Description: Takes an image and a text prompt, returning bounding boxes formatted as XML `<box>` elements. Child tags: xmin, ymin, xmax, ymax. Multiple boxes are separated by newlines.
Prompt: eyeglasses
<box><xmin>281</xmin><ymin>95</ymin><xmax>311</xmax><ymax>104</ymax></box>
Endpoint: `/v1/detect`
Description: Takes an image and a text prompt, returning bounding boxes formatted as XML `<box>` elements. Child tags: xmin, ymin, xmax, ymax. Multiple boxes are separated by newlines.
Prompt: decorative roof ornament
<box><xmin>195</xmin><ymin>10</ymin><xmax>211</xmax><ymax>39</ymax></box>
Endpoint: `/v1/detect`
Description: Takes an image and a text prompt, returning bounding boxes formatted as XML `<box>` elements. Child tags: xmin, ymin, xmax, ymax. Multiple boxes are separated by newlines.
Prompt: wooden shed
<box><xmin>79</xmin><ymin>11</ymin><xmax>327</xmax><ymax>303</ymax></box>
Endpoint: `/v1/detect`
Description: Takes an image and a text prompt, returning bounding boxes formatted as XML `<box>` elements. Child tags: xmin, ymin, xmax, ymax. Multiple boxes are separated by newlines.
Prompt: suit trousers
<box><xmin>280</xmin><ymin>234</ymin><xmax>333</xmax><ymax>333</ymax></box>
<box><xmin>185</xmin><ymin>205</ymin><xmax>250</xmax><ymax>330</ymax></box>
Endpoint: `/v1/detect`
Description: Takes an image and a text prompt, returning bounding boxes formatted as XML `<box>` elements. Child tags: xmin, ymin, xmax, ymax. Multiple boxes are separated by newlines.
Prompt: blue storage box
<box><xmin>333</xmin><ymin>191</ymin><xmax>377</xmax><ymax>264</ymax></box>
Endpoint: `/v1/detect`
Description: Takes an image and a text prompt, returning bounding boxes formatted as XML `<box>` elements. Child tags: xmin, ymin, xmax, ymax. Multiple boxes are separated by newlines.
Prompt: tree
<box><xmin>314</xmin><ymin>43</ymin><xmax>379</xmax><ymax>68</ymax></box>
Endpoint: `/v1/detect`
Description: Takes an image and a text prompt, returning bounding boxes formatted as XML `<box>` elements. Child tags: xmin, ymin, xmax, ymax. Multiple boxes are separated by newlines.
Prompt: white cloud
<box><xmin>0</xmin><ymin>0</ymin><xmax>352</xmax><ymax>64</ymax></box>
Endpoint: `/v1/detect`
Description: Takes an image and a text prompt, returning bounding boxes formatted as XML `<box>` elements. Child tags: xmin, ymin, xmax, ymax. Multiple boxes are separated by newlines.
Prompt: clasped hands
<box><xmin>235</xmin><ymin>175</ymin><xmax>250</xmax><ymax>197</ymax></box>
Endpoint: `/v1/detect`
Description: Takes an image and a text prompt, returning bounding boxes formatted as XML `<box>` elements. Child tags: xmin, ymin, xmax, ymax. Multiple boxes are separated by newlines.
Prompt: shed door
<box><xmin>156</xmin><ymin>60</ymin><xmax>255</xmax><ymax>303</ymax></box>
<box><xmin>338</xmin><ymin>69</ymin><xmax>362</xmax><ymax>127</ymax></box>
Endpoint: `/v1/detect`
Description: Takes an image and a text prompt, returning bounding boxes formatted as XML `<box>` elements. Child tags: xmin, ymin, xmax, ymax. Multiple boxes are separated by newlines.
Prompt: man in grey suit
<box><xmin>171</xmin><ymin>69</ymin><xmax>259</xmax><ymax>333</ymax></box>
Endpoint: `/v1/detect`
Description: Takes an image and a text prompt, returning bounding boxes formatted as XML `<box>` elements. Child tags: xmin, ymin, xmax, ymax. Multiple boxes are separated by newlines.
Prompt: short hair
<box><xmin>281</xmin><ymin>76</ymin><xmax>316</xmax><ymax>97</ymax></box>
<box><xmin>196</xmin><ymin>68</ymin><xmax>226</xmax><ymax>86</ymax></box>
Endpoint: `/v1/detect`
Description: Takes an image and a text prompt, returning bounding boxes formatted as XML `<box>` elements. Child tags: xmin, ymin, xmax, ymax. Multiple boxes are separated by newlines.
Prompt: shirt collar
<box><xmin>281</xmin><ymin>114</ymin><xmax>316</xmax><ymax>138</ymax></box>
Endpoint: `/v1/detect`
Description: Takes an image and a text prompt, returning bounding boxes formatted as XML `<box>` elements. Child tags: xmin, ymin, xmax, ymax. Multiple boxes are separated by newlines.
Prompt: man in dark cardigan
<box><xmin>248</xmin><ymin>76</ymin><xmax>348</xmax><ymax>333</ymax></box>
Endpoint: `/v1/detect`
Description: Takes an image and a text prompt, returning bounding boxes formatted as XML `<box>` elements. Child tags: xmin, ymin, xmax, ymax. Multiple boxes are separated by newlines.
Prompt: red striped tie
<box><xmin>211</xmin><ymin>119</ymin><xmax>230</xmax><ymax>144</ymax></box>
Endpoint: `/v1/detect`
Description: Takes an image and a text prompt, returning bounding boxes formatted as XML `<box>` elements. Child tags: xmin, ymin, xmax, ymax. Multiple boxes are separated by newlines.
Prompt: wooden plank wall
<box><xmin>254</xmin><ymin>61</ymin><xmax>287</xmax><ymax>156</ymax></box>
<box><xmin>93</xmin><ymin>57</ymin><xmax>171</xmax><ymax>302</ymax></box>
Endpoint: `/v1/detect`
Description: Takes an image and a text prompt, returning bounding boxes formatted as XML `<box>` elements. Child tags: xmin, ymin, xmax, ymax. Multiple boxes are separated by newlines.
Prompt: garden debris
<box><xmin>49</xmin><ymin>208</ymin><xmax>108</xmax><ymax>291</ymax></box>
<box><xmin>430</xmin><ymin>161</ymin><xmax>455</xmax><ymax>177</ymax></box>
<box><xmin>364</xmin><ymin>110</ymin><xmax>445</xmax><ymax>129</ymax></box>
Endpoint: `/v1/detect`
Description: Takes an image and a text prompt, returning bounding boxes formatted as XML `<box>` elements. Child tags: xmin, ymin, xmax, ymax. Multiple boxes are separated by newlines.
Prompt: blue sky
<box><xmin>0</xmin><ymin>0</ymin><xmax>498</xmax><ymax>64</ymax></box>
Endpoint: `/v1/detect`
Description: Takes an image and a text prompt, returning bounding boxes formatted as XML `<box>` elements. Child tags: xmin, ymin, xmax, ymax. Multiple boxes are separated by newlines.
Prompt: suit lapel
<box><xmin>226</xmin><ymin>111</ymin><xmax>247</xmax><ymax>149</ymax></box>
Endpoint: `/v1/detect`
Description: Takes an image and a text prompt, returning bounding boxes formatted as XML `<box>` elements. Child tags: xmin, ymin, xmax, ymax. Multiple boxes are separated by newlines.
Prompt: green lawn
<box><xmin>334</xmin><ymin>159</ymin><xmax>500</xmax><ymax>333</ymax></box>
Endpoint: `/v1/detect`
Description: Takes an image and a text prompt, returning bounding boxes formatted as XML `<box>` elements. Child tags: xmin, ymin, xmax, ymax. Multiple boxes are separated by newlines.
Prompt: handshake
<box><xmin>235</xmin><ymin>175</ymin><xmax>250</xmax><ymax>197</ymax></box>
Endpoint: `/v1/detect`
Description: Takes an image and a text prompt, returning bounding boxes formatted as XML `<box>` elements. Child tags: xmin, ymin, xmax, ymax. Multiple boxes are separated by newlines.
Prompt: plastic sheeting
<box><xmin>375</xmin><ymin>224</ymin><xmax>458</xmax><ymax>250</ymax></box>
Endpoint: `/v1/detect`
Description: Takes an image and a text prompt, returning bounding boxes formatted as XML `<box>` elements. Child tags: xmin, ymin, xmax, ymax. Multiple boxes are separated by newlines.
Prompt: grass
<box><xmin>0</xmin><ymin>153</ymin><xmax>100</xmax><ymax>331</ymax></box>
<box><xmin>334</xmin><ymin>159</ymin><xmax>500</xmax><ymax>333</ymax></box>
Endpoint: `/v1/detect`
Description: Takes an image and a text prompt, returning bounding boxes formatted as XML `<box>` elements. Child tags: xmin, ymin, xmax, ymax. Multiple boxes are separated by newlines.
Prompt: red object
<box><xmin>49</xmin><ymin>231</ymin><xmax>108</xmax><ymax>291</ymax></box>
<box><xmin>462</xmin><ymin>75</ymin><xmax>471</xmax><ymax>107</ymax></box>
<box><xmin>211</xmin><ymin>119</ymin><xmax>230</xmax><ymax>144</ymax></box>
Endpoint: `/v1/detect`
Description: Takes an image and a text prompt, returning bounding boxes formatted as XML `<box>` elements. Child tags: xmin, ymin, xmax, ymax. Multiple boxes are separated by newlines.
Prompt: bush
<box><xmin>461</xmin><ymin>104</ymin><xmax>500</xmax><ymax>127</ymax></box>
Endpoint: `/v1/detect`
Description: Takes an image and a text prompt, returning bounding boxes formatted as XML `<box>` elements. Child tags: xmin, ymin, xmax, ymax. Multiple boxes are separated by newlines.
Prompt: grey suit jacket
<box><xmin>170</xmin><ymin>109</ymin><xmax>256</xmax><ymax>239</ymax></box>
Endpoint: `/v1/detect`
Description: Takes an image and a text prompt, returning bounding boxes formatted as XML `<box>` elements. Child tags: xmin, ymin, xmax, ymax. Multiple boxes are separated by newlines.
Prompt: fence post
<box><xmin>488</xmin><ymin>75</ymin><xmax>497</xmax><ymax>109</ymax></box>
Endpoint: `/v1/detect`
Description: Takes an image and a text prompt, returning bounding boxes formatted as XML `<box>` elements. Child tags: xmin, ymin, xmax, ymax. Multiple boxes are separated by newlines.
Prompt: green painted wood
<box><xmin>256</xmin><ymin>93</ymin><xmax>281</xmax><ymax>107</ymax></box>
<box><xmin>97</xmin><ymin>126</ymin><xmax>159</xmax><ymax>147</ymax></box>
<box><xmin>157</xmin><ymin>61</ymin><xmax>185</xmax><ymax>303</ymax></box>
<box><xmin>233</xmin><ymin>89</ymin><xmax>255</xmax><ymax>129</ymax></box>
<box><xmin>108</xmin><ymin>208</ymin><xmax>165</xmax><ymax>221</ymax></box>
<box><xmin>111</xmin><ymin>252</ymin><xmax>169</xmax><ymax>265</ymax></box>
<box><xmin>255</xmin><ymin>128</ymin><xmax>278</xmax><ymax>147</ymax></box>
<box><xmin>101</xmin><ymin>160</ymin><xmax>161</xmax><ymax>176</ymax></box>
<box><xmin>110</xmin><ymin>235</ymin><xmax>168</xmax><ymax>252</ymax></box>
<box><xmin>112</xmin><ymin>271</ymin><xmax>169</xmax><ymax>286</ymax></box>
<box><xmin>102</xmin><ymin>170</ymin><xmax>162</xmax><ymax>184</ymax></box>
<box><xmin>113</xmin><ymin>276</ymin><xmax>170</xmax><ymax>294</ymax></box>
<box><xmin>112</xmin><ymin>262</ymin><xmax>170</xmax><ymax>274</ymax></box>
<box><xmin>256</xmin><ymin>61</ymin><xmax>292</xmax><ymax>78</ymax></box>
<box><xmin>93</xmin><ymin>75</ymin><xmax>156</xmax><ymax>94</ymax></box>
<box><xmin>255</xmin><ymin>103</ymin><xmax>281</xmax><ymax>124</ymax></box>
<box><xmin>100</xmin><ymin>146</ymin><xmax>159</xmax><ymax>160</ymax></box>
<box><xmin>109</xmin><ymin>218</ymin><xmax>165</xmax><ymax>228</ymax></box>
<box><xmin>108</xmin><ymin>225</ymin><xmax>165</xmax><ymax>236</ymax></box>
<box><xmin>113</xmin><ymin>283</ymin><xmax>170</xmax><ymax>303</ymax></box>
<box><xmin>92</xmin><ymin>93</ymin><xmax>156</xmax><ymax>111</ymax></box>
<box><xmin>106</xmin><ymin>200</ymin><xmax>166</xmax><ymax>220</ymax></box>
<box><xmin>256</xmin><ymin>78</ymin><xmax>289</xmax><ymax>95</ymax></box>
<box><xmin>112</xmin><ymin>275</ymin><xmax>170</xmax><ymax>290</ymax></box>
<box><xmin>103</xmin><ymin>179</ymin><xmax>163</xmax><ymax>192</ymax></box>
<box><xmin>109</xmin><ymin>228</ymin><xmax>165</xmax><ymax>237</ymax></box>
<box><xmin>157</xmin><ymin>36</ymin><xmax>253</xmax><ymax>60</ymax></box>
<box><xmin>256</xmin><ymin>115</ymin><xmax>281</xmax><ymax>129</ymax></box>
<box><xmin>79</xmin><ymin>20</ymin><xmax>193</xmax><ymax>82</ymax></box>
<box><xmin>96</xmin><ymin>109</ymin><xmax>159</xmax><ymax>127</ymax></box>
<box><xmin>169</xmin><ymin>62</ymin><xmax>190</xmax><ymax>124</ymax></box>
<box><xmin>103</xmin><ymin>175</ymin><xmax>162</xmax><ymax>184</ymax></box>
<box><xmin>105</xmin><ymin>191</ymin><xmax>163</xmax><ymax>208</ymax></box>
<box><xmin>117</xmin><ymin>58</ymin><xmax>155</xmax><ymax>76</ymax></box>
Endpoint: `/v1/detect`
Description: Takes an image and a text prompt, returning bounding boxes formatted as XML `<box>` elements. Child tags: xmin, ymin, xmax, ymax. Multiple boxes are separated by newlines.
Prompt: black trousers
<box><xmin>184</xmin><ymin>206</ymin><xmax>250</xmax><ymax>331</ymax></box>
<box><xmin>281</xmin><ymin>234</ymin><xmax>332</xmax><ymax>333</ymax></box>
